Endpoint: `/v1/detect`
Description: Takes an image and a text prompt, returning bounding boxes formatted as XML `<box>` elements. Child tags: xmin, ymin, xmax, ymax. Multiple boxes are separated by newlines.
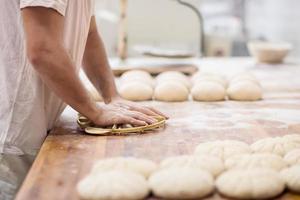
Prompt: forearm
<box><xmin>83</xmin><ymin>28</ymin><xmax>118</xmax><ymax>103</ymax></box>
<box><xmin>29</xmin><ymin>44</ymin><xmax>100</xmax><ymax>121</ymax></box>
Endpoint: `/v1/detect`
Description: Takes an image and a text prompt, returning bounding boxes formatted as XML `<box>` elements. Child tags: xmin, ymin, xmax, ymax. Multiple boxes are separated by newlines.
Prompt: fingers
<box><xmin>118</xmin><ymin>116</ymin><xmax>147</xmax><ymax>126</ymax></box>
<box><xmin>128</xmin><ymin>111</ymin><xmax>157</xmax><ymax>124</ymax></box>
<box><xmin>146</xmin><ymin>106</ymin><xmax>169</xmax><ymax>119</ymax></box>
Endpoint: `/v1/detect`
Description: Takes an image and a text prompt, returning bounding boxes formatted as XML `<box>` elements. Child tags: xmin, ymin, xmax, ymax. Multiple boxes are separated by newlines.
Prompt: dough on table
<box><xmin>91</xmin><ymin>157</ymin><xmax>158</xmax><ymax>178</ymax></box>
<box><xmin>149</xmin><ymin>167</ymin><xmax>214</xmax><ymax>199</ymax></box>
<box><xmin>191</xmin><ymin>81</ymin><xmax>226</xmax><ymax>102</ymax></box>
<box><xmin>154</xmin><ymin>81</ymin><xmax>189</xmax><ymax>102</ymax></box>
<box><xmin>227</xmin><ymin>80</ymin><xmax>262</xmax><ymax>101</ymax></box>
<box><xmin>216</xmin><ymin>169</ymin><xmax>285</xmax><ymax>199</ymax></box>
<box><xmin>251</xmin><ymin>134</ymin><xmax>300</xmax><ymax>156</ymax></box>
<box><xmin>225</xmin><ymin>153</ymin><xmax>286</xmax><ymax>171</ymax></box>
<box><xmin>194</xmin><ymin>140</ymin><xmax>251</xmax><ymax>160</ymax></box>
<box><xmin>77</xmin><ymin>170</ymin><xmax>150</xmax><ymax>200</ymax></box>
<box><xmin>120</xmin><ymin>70</ymin><xmax>154</xmax><ymax>86</ymax></box>
<box><xmin>156</xmin><ymin>71</ymin><xmax>191</xmax><ymax>89</ymax></box>
<box><xmin>284</xmin><ymin>149</ymin><xmax>300</xmax><ymax>166</ymax></box>
<box><xmin>192</xmin><ymin>72</ymin><xmax>228</xmax><ymax>88</ymax></box>
<box><xmin>118</xmin><ymin>81</ymin><xmax>153</xmax><ymax>101</ymax></box>
<box><xmin>230</xmin><ymin>72</ymin><xmax>259</xmax><ymax>82</ymax></box>
<box><xmin>159</xmin><ymin>155</ymin><xmax>224</xmax><ymax>177</ymax></box>
<box><xmin>281</xmin><ymin>165</ymin><xmax>300</xmax><ymax>193</ymax></box>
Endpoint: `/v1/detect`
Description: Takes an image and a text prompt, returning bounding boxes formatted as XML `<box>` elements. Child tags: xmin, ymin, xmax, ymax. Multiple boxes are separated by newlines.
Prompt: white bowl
<box><xmin>248</xmin><ymin>41</ymin><xmax>292</xmax><ymax>64</ymax></box>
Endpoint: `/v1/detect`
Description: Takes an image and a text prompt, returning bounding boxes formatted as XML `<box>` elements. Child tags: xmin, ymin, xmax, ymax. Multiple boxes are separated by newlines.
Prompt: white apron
<box><xmin>0</xmin><ymin>0</ymin><xmax>95</xmax><ymax>155</ymax></box>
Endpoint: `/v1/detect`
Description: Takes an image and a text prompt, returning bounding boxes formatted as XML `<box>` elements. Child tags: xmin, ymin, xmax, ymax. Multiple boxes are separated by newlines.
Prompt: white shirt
<box><xmin>0</xmin><ymin>0</ymin><xmax>95</xmax><ymax>155</ymax></box>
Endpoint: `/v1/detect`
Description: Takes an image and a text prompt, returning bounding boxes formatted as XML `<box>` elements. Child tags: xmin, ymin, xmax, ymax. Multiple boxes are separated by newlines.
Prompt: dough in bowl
<box><xmin>251</xmin><ymin>135</ymin><xmax>300</xmax><ymax>156</ymax></box>
<box><xmin>159</xmin><ymin>155</ymin><xmax>224</xmax><ymax>177</ymax></box>
<box><xmin>225</xmin><ymin>153</ymin><xmax>286</xmax><ymax>171</ymax></box>
<box><xmin>227</xmin><ymin>80</ymin><xmax>262</xmax><ymax>101</ymax></box>
<box><xmin>91</xmin><ymin>157</ymin><xmax>158</xmax><ymax>178</ymax></box>
<box><xmin>154</xmin><ymin>81</ymin><xmax>189</xmax><ymax>102</ymax></box>
<box><xmin>284</xmin><ymin>149</ymin><xmax>300</xmax><ymax>166</ymax></box>
<box><xmin>77</xmin><ymin>170</ymin><xmax>150</xmax><ymax>200</ymax></box>
<box><xmin>191</xmin><ymin>81</ymin><xmax>226</xmax><ymax>102</ymax></box>
<box><xmin>149</xmin><ymin>167</ymin><xmax>214</xmax><ymax>199</ymax></box>
<box><xmin>216</xmin><ymin>169</ymin><xmax>285</xmax><ymax>199</ymax></box>
<box><xmin>118</xmin><ymin>81</ymin><xmax>153</xmax><ymax>101</ymax></box>
<box><xmin>281</xmin><ymin>165</ymin><xmax>300</xmax><ymax>193</ymax></box>
<box><xmin>194</xmin><ymin>140</ymin><xmax>251</xmax><ymax>160</ymax></box>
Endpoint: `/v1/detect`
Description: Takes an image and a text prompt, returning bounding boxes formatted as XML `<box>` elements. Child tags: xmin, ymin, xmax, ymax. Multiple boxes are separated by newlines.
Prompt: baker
<box><xmin>0</xmin><ymin>0</ymin><xmax>166</xmax><ymax>199</ymax></box>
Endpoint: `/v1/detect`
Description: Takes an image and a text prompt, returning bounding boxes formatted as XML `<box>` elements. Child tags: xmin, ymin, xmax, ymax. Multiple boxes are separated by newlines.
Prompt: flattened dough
<box><xmin>194</xmin><ymin>140</ymin><xmax>251</xmax><ymax>160</ymax></box>
<box><xmin>227</xmin><ymin>80</ymin><xmax>262</xmax><ymax>101</ymax></box>
<box><xmin>154</xmin><ymin>81</ymin><xmax>189</xmax><ymax>102</ymax></box>
<box><xmin>91</xmin><ymin>157</ymin><xmax>157</xmax><ymax>178</ymax></box>
<box><xmin>159</xmin><ymin>155</ymin><xmax>224</xmax><ymax>177</ymax></box>
<box><xmin>77</xmin><ymin>170</ymin><xmax>149</xmax><ymax>200</ymax></box>
<box><xmin>251</xmin><ymin>134</ymin><xmax>300</xmax><ymax>156</ymax></box>
<box><xmin>149</xmin><ymin>168</ymin><xmax>214</xmax><ymax>199</ymax></box>
<box><xmin>281</xmin><ymin>165</ymin><xmax>300</xmax><ymax>193</ymax></box>
<box><xmin>225</xmin><ymin>153</ymin><xmax>286</xmax><ymax>171</ymax></box>
<box><xmin>284</xmin><ymin>149</ymin><xmax>300</xmax><ymax>166</ymax></box>
<box><xmin>118</xmin><ymin>81</ymin><xmax>153</xmax><ymax>101</ymax></box>
<box><xmin>216</xmin><ymin>169</ymin><xmax>285</xmax><ymax>199</ymax></box>
<box><xmin>191</xmin><ymin>81</ymin><xmax>226</xmax><ymax>102</ymax></box>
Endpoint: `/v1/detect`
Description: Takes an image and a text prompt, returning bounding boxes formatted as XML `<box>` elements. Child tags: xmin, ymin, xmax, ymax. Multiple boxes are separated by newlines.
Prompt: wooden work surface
<box><xmin>16</xmin><ymin>58</ymin><xmax>300</xmax><ymax>200</ymax></box>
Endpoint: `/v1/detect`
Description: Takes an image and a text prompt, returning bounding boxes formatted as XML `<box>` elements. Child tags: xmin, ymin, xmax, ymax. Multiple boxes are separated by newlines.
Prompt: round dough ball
<box><xmin>216</xmin><ymin>169</ymin><xmax>285</xmax><ymax>199</ymax></box>
<box><xmin>159</xmin><ymin>155</ymin><xmax>224</xmax><ymax>177</ymax></box>
<box><xmin>227</xmin><ymin>80</ymin><xmax>262</xmax><ymax>101</ymax></box>
<box><xmin>192</xmin><ymin>73</ymin><xmax>228</xmax><ymax>88</ymax></box>
<box><xmin>149</xmin><ymin>168</ymin><xmax>214</xmax><ymax>199</ymax></box>
<box><xmin>194</xmin><ymin>140</ymin><xmax>251</xmax><ymax>160</ymax></box>
<box><xmin>284</xmin><ymin>149</ymin><xmax>300</xmax><ymax>166</ymax></box>
<box><xmin>91</xmin><ymin>157</ymin><xmax>158</xmax><ymax>178</ymax></box>
<box><xmin>77</xmin><ymin>170</ymin><xmax>150</xmax><ymax>200</ymax></box>
<box><xmin>120</xmin><ymin>70</ymin><xmax>154</xmax><ymax>86</ymax></box>
<box><xmin>281</xmin><ymin>165</ymin><xmax>300</xmax><ymax>193</ymax></box>
<box><xmin>230</xmin><ymin>75</ymin><xmax>260</xmax><ymax>86</ymax></box>
<box><xmin>118</xmin><ymin>81</ymin><xmax>153</xmax><ymax>101</ymax></box>
<box><xmin>191</xmin><ymin>81</ymin><xmax>226</xmax><ymax>102</ymax></box>
<box><xmin>156</xmin><ymin>71</ymin><xmax>191</xmax><ymax>89</ymax></box>
<box><xmin>154</xmin><ymin>81</ymin><xmax>189</xmax><ymax>102</ymax></box>
<box><xmin>251</xmin><ymin>135</ymin><xmax>300</xmax><ymax>156</ymax></box>
<box><xmin>225</xmin><ymin>153</ymin><xmax>287</xmax><ymax>171</ymax></box>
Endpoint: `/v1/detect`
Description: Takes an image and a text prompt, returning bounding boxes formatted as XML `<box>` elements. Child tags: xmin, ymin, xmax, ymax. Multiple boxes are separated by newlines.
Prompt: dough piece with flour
<box><xmin>118</xmin><ymin>81</ymin><xmax>153</xmax><ymax>101</ymax></box>
<box><xmin>154</xmin><ymin>81</ymin><xmax>189</xmax><ymax>102</ymax></box>
<box><xmin>191</xmin><ymin>81</ymin><xmax>226</xmax><ymax>102</ymax></box>
<box><xmin>194</xmin><ymin>140</ymin><xmax>251</xmax><ymax>160</ymax></box>
<box><xmin>284</xmin><ymin>149</ymin><xmax>300</xmax><ymax>166</ymax></box>
<box><xmin>120</xmin><ymin>70</ymin><xmax>154</xmax><ymax>86</ymax></box>
<box><xmin>149</xmin><ymin>168</ymin><xmax>214</xmax><ymax>199</ymax></box>
<box><xmin>230</xmin><ymin>72</ymin><xmax>260</xmax><ymax>85</ymax></box>
<box><xmin>156</xmin><ymin>71</ymin><xmax>191</xmax><ymax>89</ymax></box>
<box><xmin>159</xmin><ymin>155</ymin><xmax>224</xmax><ymax>177</ymax></box>
<box><xmin>251</xmin><ymin>134</ymin><xmax>300</xmax><ymax>156</ymax></box>
<box><xmin>91</xmin><ymin>157</ymin><xmax>157</xmax><ymax>178</ymax></box>
<box><xmin>225</xmin><ymin>153</ymin><xmax>286</xmax><ymax>171</ymax></box>
<box><xmin>227</xmin><ymin>80</ymin><xmax>262</xmax><ymax>101</ymax></box>
<box><xmin>77</xmin><ymin>170</ymin><xmax>149</xmax><ymax>200</ymax></box>
<box><xmin>192</xmin><ymin>72</ymin><xmax>228</xmax><ymax>88</ymax></box>
<box><xmin>216</xmin><ymin>169</ymin><xmax>285</xmax><ymax>199</ymax></box>
<box><xmin>281</xmin><ymin>165</ymin><xmax>300</xmax><ymax>193</ymax></box>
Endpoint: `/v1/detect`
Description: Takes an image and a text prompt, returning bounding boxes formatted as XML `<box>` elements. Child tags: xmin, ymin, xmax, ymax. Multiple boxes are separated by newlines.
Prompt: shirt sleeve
<box><xmin>20</xmin><ymin>0</ymin><xmax>68</xmax><ymax>16</ymax></box>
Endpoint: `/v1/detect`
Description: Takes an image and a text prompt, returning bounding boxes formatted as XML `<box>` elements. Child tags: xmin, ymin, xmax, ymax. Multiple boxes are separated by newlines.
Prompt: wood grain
<box><xmin>16</xmin><ymin>60</ymin><xmax>300</xmax><ymax>200</ymax></box>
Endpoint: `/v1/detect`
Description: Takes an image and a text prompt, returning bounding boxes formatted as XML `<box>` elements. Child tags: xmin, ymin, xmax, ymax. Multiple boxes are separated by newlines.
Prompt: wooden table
<box><xmin>16</xmin><ymin>58</ymin><xmax>300</xmax><ymax>200</ymax></box>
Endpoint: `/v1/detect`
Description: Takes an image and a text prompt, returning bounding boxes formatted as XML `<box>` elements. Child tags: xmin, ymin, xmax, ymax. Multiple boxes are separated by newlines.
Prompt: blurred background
<box><xmin>94</xmin><ymin>0</ymin><xmax>300</xmax><ymax>59</ymax></box>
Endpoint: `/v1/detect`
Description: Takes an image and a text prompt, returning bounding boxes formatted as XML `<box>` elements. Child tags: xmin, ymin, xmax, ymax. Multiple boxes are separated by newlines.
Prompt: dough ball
<box><xmin>118</xmin><ymin>81</ymin><xmax>153</xmax><ymax>101</ymax></box>
<box><xmin>191</xmin><ymin>81</ymin><xmax>226</xmax><ymax>102</ymax></box>
<box><xmin>120</xmin><ymin>70</ymin><xmax>154</xmax><ymax>86</ymax></box>
<box><xmin>227</xmin><ymin>80</ymin><xmax>262</xmax><ymax>101</ymax></box>
<box><xmin>194</xmin><ymin>140</ymin><xmax>251</xmax><ymax>160</ymax></box>
<box><xmin>231</xmin><ymin>72</ymin><xmax>258</xmax><ymax>82</ymax></box>
<box><xmin>91</xmin><ymin>157</ymin><xmax>158</xmax><ymax>178</ymax></box>
<box><xmin>77</xmin><ymin>170</ymin><xmax>149</xmax><ymax>200</ymax></box>
<box><xmin>281</xmin><ymin>165</ymin><xmax>300</xmax><ymax>193</ymax></box>
<box><xmin>216</xmin><ymin>169</ymin><xmax>285</xmax><ymax>199</ymax></box>
<box><xmin>159</xmin><ymin>155</ymin><xmax>224</xmax><ymax>177</ymax></box>
<box><xmin>192</xmin><ymin>72</ymin><xmax>228</xmax><ymax>88</ymax></box>
<box><xmin>230</xmin><ymin>74</ymin><xmax>260</xmax><ymax>86</ymax></box>
<box><xmin>251</xmin><ymin>135</ymin><xmax>300</xmax><ymax>156</ymax></box>
<box><xmin>225</xmin><ymin>153</ymin><xmax>286</xmax><ymax>171</ymax></box>
<box><xmin>156</xmin><ymin>71</ymin><xmax>191</xmax><ymax>89</ymax></box>
<box><xmin>149</xmin><ymin>168</ymin><xmax>214</xmax><ymax>199</ymax></box>
<box><xmin>154</xmin><ymin>81</ymin><xmax>189</xmax><ymax>102</ymax></box>
<box><xmin>284</xmin><ymin>149</ymin><xmax>300</xmax><ymax>166</ymax></box>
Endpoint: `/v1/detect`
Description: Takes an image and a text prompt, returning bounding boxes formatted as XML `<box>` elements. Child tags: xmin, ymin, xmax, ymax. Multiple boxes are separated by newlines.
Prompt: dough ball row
<box><xmin>77</xmin><ymin>134</ymin><xmax>300</xmax><ymax>200</ymax></box>
<box><xmin>104</xmin><ymin>70</ymin><xmax>263</xmax><ymax>102</ymax></box>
